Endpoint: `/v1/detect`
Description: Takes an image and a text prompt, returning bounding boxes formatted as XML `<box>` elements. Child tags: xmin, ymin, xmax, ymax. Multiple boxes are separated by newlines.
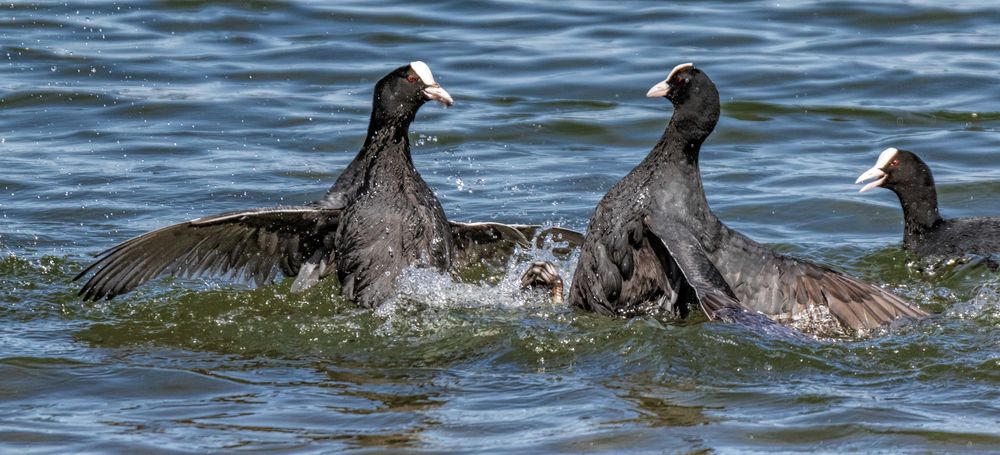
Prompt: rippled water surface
<box><xmin>3</xmin><ymin>1</ymin><xmax>1000</xmax><ymax>452</ymax></box>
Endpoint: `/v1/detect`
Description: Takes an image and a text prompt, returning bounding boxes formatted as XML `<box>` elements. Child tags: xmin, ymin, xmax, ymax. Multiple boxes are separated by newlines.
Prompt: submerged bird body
<box><xmin>857</xmin><ymin>148</ymin><xmax>1000</xmax><ymax>258</ymax></box>
<box><xmin>76</xmin><ymin>62</ymin><xmax>581</xmax><ymax>306</ymax></box>
<box><xmin>562</xmin><ymin>64</ymin><xmax>925</xmax><ymax>335</ymax></box>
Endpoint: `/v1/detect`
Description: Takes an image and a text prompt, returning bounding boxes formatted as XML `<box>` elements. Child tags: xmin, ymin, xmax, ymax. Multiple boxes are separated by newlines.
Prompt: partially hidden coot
<box><xmin>76</xmin><ymin>62</ymin><xmax>583</xmax><ymax>307</ymax></box>
<box><xmin>856</xmin><ymin>147</ymin><xmax>1000</xmax><ymax>258</ymax></box>
<box><xmin>524</xmin><ymin>63</ymin><xmax>926</xmax><ymax>337</ymax></box>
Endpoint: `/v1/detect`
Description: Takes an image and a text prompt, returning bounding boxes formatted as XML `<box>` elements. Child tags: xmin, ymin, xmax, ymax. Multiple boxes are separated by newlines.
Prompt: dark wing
<box><xmin>644</xmin><ymin>214</ymin><xmax>809</xmax><ymax>338</ymax></box>
<box><xmin>783</xmin><ymin>258</ymin><xmax>926</xmax><ymax>331</ymax></box>
<box><xmin>449</xmin><ymin>221</ymin><xmax>585</xmax><ymax>273</ymax></box>
<box><xmin>75</xmin><ymin>207</ymin><xmax>341</xmax><ymax>300</ymax></box>
<box><xmin>642</xmin><ymin>214</ymin><xmax>744</xmax><ymax>318</ymax></box>
<box><xmin>714</xmin><ymin>226</ymin><xmax>927</xmax><ymax>334</ymax></box>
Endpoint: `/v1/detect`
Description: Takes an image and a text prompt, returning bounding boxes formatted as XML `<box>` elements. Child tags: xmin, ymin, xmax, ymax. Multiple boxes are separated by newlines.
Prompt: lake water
<box><xmin>2</xmin><ymin>1</ymin><xmax>1000</xmax><ymax>452</ymax></box>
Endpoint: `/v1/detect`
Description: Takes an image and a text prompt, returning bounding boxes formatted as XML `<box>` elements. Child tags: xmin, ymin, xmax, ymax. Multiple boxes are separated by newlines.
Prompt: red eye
<box><xmin>890</xmin><ymin>159</ymin><xmax>900</xmax><ymax>166</ymax></box>
<box><xmin>406</xmin><ymin>75</ymin><xmax>417</xmax><ymax>83</ymax></box>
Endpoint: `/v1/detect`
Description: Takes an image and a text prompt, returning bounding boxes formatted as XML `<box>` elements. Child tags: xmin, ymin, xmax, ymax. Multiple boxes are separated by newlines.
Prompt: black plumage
<box><xmin>856</xmin><ymin>147</ymin><xmax>1000</xmax><ymax>258</ymax></box>
<box><xmin>329</xmin><ymin>63</ymin><xmax>457</xmax><ymax>307</ymax></box>
<box><xmin>77</xmin><ymin>62</ymin><xmax>582</xmax><ymax>306</ymax></box>
<box><xmin>75</xmin><ymin>207</ymin><xmax>341</xmax><ymax>301</ymax></box>
<box><xmin>558</xmin><ymin>63</ymin><xmax>925</xmax><ymax>335</ymax></box>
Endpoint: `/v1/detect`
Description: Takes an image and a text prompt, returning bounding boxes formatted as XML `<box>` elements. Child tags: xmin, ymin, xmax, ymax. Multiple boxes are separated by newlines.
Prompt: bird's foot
<box><xmin>520</xmin><ymin>261</ymin><xmax>564</xmax><ymax>304</ymax></box>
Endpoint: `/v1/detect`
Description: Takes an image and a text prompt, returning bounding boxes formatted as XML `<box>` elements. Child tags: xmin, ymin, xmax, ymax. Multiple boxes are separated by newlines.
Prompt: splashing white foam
<box><xmin>945</xmin><ymin>271</ymin><xmax>1000</xmax><ymax>322</ymax></box>
<box><xmin>372</xmin><ymin>222</ymin><xmax>581</xmax><ymax>335</ymax></box>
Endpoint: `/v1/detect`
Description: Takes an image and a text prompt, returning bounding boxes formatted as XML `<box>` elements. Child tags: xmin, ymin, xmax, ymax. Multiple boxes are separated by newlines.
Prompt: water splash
<box><xmin>375</xmin><ymin>227</ymin><xmax>581</xmax><ymax>334</ymax></box>
<box><xmin>946</xmin><ymin>274</ymin><xmax>1000</xmax><ymax>323</ymax></box>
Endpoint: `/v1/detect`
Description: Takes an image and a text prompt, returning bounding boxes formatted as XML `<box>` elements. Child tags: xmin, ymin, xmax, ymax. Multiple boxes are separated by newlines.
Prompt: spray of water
<box><xmin>374</xmin><ymin>224</ymin><xmax>582</xmax><ymax>334</ymax></box>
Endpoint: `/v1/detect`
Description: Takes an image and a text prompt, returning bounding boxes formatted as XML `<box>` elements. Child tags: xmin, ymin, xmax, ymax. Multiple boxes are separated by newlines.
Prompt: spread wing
<box><xmin>715</xmin><ymin>226</ymin><xmax>927</xmax><ymax>334</ymax></box>
<box><xmin>780</xmin><ymin>256</ymin><xmax>926</xmax><ymax>331</ymax></box>
<box><xmin>644</xmin><ymin>214</ymin><xmax>809</xmax><ymax>338</ymax></box>
<box><xmin>75</xmin><ymin>207</ymin><xmax>341</xmax><ymax>300</ymax></box>
<box><xmin>449</xmin><ymin>221</ymin><xmax>585</xmax><ymax>273</ymax></box>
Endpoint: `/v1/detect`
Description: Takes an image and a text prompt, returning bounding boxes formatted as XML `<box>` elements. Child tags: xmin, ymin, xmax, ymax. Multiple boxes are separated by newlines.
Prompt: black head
<box><xmin>645</xmin><ymin>63</ymin><xmax>721</xmax><ymax>145</ymax></box>
<box><xmin>646</xmin><ymin>63</ymin><xmax>720</xmax><ymax>109</ymax></box>
<box><xmin>371</xmin><ymin>61</ymin><xmax>453</xmax><ymax>126</ymax></box>
<box><xmin>856</xmin><ymin>148</ymin><xmax>935</xmax><ymax>193</ymax></box>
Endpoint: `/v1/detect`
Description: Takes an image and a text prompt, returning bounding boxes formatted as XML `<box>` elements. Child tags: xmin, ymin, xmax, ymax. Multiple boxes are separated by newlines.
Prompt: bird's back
<box><xmin>909</xmin><ymin>217</ymin><xmax>1000</xmax><ymax>258</ymax></box>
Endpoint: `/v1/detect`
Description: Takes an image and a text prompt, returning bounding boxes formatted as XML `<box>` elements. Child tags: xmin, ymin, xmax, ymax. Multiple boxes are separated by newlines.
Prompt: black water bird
<box><xmin>856</xmin><ymin>147</ymin><xmax>1000</xmax><ymax>258</ymax></box>
<box><xmin>77</xmin><ymin>62</ymin><xmax>583</xmax><ymax>307</ymax></box>
<box><xmin>524</xmin><ymin>63</ymin><xmax>925</xmax><ymax>336</ymax></box>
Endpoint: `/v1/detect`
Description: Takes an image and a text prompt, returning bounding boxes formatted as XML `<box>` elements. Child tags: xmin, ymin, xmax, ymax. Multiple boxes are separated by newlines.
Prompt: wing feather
<box><xmin>75</xmin><ymin>207</ymin><xmax>341</xmax><ymax>300</ymax></box>
<box><xmin>714</xmin><ymin>226</ymin><xmax>926</xmax><ymax>333</ymax></box>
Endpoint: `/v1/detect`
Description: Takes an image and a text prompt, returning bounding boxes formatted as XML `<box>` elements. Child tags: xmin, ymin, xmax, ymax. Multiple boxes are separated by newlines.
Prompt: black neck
<box><xmin>347</xmin><ymin>93</ymin><xmax>422</xmax><ymax>196</ymax></box>
<box><xmin>363</xmin><ymin>90</ymin><xmax>420</xmax><ymax>166</ymax></box>
<box><xmin>650</xmin><ymin>109</ymin><xmax>717</xmax><ymax>164</ymax></box>
<box><xmin>367</xmin><ymin>99</ymin><xmax>417</xmax><ymax>140</ymax></box>
<box><xmin>646</xmin><ymin>97</ymin><xmax>720</xmax><ymax>227</ymax></box>
<box><xmin>364</xmin><ymin>97</ymin><xmax>418</xmax><ymax>149</ymax></box>
<box><xmin>891</xmin><ymin>183</ymin><xmax>942</xmax><ymax>244</ymax></box>
<box><xmin>362</xmin><ymin>126</ymin><xmax>413</xmax><ymax>182</ymax></box>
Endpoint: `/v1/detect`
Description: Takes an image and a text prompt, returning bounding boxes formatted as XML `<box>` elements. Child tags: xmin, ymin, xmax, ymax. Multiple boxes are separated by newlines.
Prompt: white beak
<box><xmin>422</xmin><ymin>84</ymin><xmax>453</xmax><ymax>107</ymax></box>
<box><xmin>855</xmin><ymin>167</ymin><xmax>887</xmax><ymax>193</ymax></box>
<box><xmin>409</xmin><ymin>61</ymin><xmax>454</xmax><ymax>107</ymax></box>
<box><xmin>646</xmin><ymin>79</ymin><xmax>670</xmax><ymax>98</ymax></box>
<box><xmin>856</xmin><ymin>147</ymin><xmax>900</xmax><ymax>193</ymax></box>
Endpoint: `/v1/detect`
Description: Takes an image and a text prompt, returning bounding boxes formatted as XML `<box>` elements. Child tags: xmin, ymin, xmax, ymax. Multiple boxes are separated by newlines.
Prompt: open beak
<box><xmin>856</xmin><ymin>147</ymin><xmax>899</xmax><ymax>193</ymax></box>
<box><xmin>422</xmin><ymin>84</ymin><xmax>453</xmax><ymax>107</ymax></box>
<box><xmin>855</xmin><ymin>167</ymin><xmax>887</xmax><ymax>193</ymax></box>
<box><xmin>646</xmin><ymin>79</ymin><xmax>669</xmax><ymax>98</ymax></box>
